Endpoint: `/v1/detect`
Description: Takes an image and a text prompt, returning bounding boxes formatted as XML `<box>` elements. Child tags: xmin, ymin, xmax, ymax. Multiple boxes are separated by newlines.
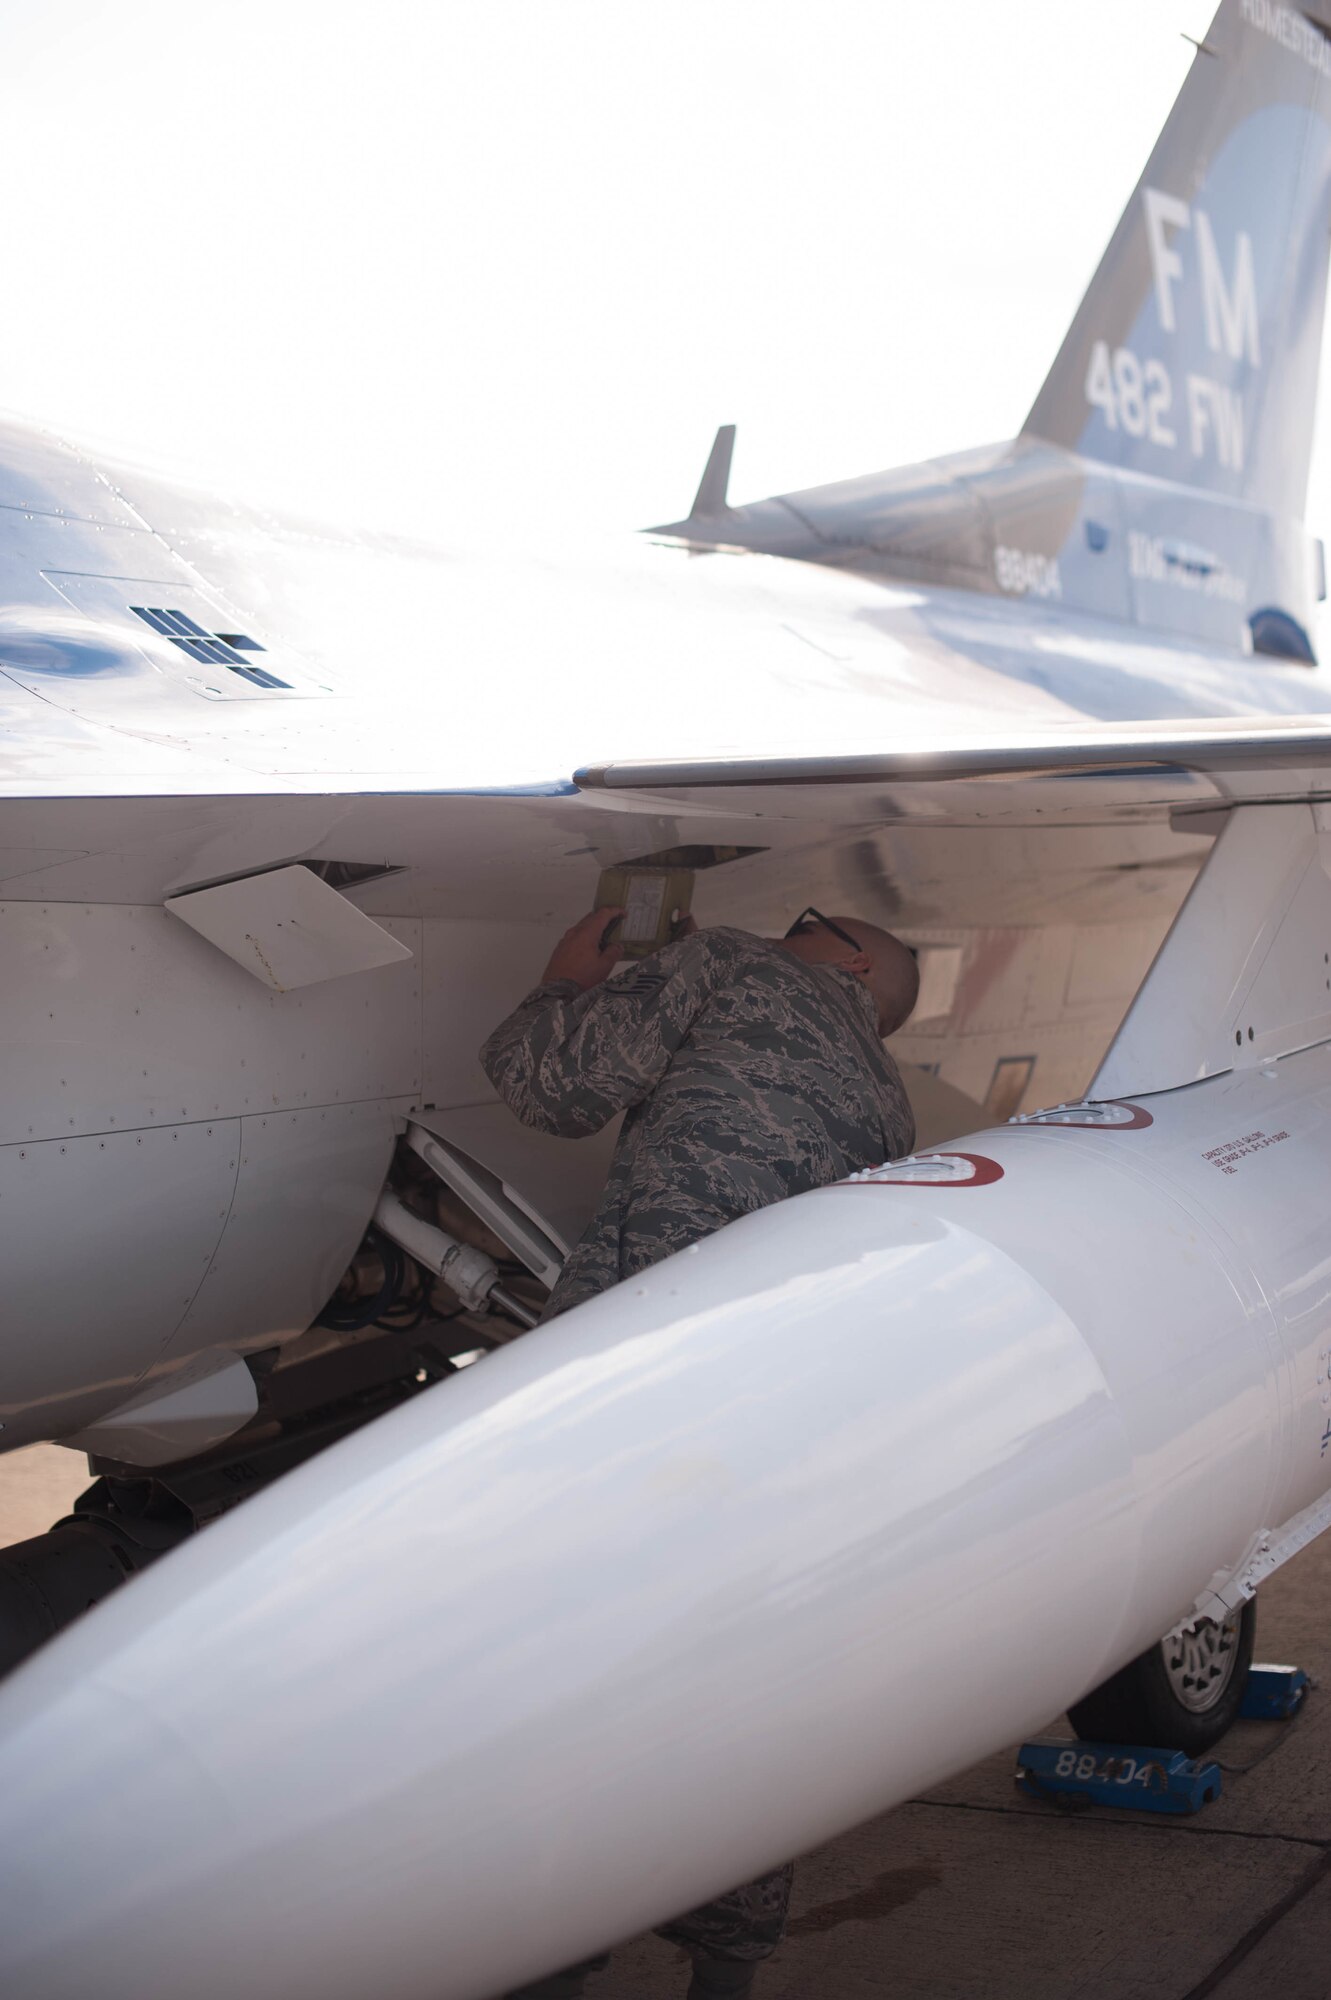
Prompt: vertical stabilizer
<box><xmin>691</xmin><ymin>424</ymin><xmax>736</xmax><ymax>518</ymax></box>
<box><xmin>1025</xmin><ymin>0</ymin><xmax>1331</xmax><ymax>518</ymax></box>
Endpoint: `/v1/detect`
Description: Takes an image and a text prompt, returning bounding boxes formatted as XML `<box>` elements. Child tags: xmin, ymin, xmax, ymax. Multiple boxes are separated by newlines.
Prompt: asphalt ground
<box><xmin>3</xmin><ymin>1445</ymin><xmax>1329</xmax><ymax>2000</ymax></box>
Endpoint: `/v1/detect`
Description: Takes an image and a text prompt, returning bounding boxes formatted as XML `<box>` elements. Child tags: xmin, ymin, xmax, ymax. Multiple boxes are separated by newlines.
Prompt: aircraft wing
<box><xmin>577</xmin><ymin>717</ymin><xmax>1331</xmax><ymax>817</ymax></box>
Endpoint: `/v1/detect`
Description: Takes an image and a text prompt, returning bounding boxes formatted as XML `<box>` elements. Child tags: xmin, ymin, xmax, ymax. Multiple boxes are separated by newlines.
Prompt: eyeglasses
<box><xmin>783</xmin><ymin>907</ymin><xmax>864</xmax><ymax>955</ymax></box>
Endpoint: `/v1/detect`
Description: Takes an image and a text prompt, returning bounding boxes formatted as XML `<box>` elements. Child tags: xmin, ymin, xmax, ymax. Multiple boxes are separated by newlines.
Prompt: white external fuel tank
<box><xmin>0</xmin><ymin>1041</ymin><xmax>1328</xmax><ymax>2000</ymax></box>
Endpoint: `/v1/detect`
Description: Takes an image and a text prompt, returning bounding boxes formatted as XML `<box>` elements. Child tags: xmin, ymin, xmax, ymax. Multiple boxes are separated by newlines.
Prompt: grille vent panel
<box><xmin>129</xmin><ymin>606</ymin><xmax>290</xmax><ymax>691</ymax></box>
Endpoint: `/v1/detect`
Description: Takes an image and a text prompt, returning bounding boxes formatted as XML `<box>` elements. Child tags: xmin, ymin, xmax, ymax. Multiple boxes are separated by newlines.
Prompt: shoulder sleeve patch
<box><xmin>605</xmin><ymin>969</ymin><xmax>671</xmax><ymax>1002</ymax></box>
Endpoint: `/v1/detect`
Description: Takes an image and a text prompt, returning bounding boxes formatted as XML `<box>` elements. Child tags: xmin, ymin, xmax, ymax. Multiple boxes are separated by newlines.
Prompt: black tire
<box><xmin>1068</xmin><ymin>1598</ymin><xmax>1257</xmax><ymax>1756</ymax></box>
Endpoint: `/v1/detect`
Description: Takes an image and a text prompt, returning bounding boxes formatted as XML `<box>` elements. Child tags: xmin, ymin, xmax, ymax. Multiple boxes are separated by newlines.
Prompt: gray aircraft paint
<box><xmin>1029</xmin><ymin>0</ymin><xmax>1331</xmax><ymax>515</ymax></box>
<box><xmin>654</xmin><ymin>0</ymin><xmax>1331</xmax><ymax>666</ymax></box>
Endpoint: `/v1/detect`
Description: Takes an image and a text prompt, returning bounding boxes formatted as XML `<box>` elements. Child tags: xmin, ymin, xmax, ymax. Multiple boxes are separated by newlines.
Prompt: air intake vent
<box><xmin>1249</xmin><ymin>606</ymin><xmax>1316</xmax><ymax>666</ymax></box>
<box><xmin>129</xmin><ymin>606</ymin><xmax>291</xmax><ymax>690</ymax></box>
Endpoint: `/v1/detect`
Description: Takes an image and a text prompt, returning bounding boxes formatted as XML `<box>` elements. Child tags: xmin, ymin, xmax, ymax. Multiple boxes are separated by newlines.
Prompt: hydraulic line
<box><xmin>372</xmin><ymin>1191</ymin><xmax>539</xmax><ymax>1330</ymax></box>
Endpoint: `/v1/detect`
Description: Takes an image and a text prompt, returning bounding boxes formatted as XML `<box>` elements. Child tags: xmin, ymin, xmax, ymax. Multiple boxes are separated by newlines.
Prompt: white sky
<box><xmin>4</xmin><ymin>0</ymin><xmax>1319</xmax><ymax>551</ymax></box>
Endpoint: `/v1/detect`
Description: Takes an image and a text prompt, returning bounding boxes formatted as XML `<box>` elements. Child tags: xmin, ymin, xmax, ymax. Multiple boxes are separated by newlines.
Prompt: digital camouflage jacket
<box><xmin>481</xmin><ymin>926</ymin><xmax>916</xmax><ymax>1322</ymax></box>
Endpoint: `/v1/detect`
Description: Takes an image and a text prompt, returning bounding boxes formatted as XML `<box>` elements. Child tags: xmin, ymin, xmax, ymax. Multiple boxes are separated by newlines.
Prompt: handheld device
<box><xmin>595</xmin><ymin>866</ymin><xmax>695</xmax><ymax>958</ymax></box>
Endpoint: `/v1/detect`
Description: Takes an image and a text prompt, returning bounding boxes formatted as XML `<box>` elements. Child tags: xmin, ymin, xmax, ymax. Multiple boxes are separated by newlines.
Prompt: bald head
<box><xmin>777</xmin><ymin>913</ymin><xmax>919</xmax><ymax>1037</ymax></box>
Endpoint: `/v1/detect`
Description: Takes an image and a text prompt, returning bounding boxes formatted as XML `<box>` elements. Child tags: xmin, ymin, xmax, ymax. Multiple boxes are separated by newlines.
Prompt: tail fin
<box><xmin>1025</xmin><ymin>0</ymin><xmax>1331</xmax><ymax>518</ymax></box>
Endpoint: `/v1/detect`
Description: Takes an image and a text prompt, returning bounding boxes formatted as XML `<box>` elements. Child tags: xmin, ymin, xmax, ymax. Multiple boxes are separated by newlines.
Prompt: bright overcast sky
<box><xmin>5</xmin><ymin>0</ymin><xmax>1319</xmax><ymax>555</ymax></box>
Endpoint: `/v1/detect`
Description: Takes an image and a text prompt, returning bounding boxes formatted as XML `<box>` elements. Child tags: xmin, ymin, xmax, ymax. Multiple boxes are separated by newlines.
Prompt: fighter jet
<box><xmin>3</xmin><ymin>1</ymin><xmax>1331</xmax><ymax>1993</ymax></box>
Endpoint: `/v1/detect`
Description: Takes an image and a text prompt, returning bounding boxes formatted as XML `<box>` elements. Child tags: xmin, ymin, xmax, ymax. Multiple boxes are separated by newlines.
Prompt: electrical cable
<box><xmin>317</xmin><ymin>1227</ymin><xmax>405</xmax><ymax>1332</ymax></box>
<box><xmin>1216</xmin><ymin>1686</ymin><xmax>1315</xmax><ymax>1773</ymax></box>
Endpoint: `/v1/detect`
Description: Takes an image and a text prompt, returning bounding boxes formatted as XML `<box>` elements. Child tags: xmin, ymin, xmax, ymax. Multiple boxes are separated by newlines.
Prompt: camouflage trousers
<box><xmin>656</xmin><ymin>1863</ymin><xmax>795</xmax><ymax>1962</ymax></box>
<box><xmin>505</xmin><ymin>1863</ymin><xmax>794</xmax><ymax>1996</ymax></box>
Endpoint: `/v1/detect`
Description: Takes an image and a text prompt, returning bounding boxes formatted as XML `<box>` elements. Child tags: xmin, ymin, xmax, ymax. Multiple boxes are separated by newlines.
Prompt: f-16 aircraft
<box><xmin>4</xmin><ymin>2</ymin><xmax>1331</xmax><ymax>1994</ymax></box>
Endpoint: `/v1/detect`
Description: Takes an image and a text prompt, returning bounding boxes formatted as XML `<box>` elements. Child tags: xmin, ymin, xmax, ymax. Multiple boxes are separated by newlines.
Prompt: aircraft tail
<box><xmin>1025</xmin><ymin>0</ymin><xmax>1331</xmax><ymax>520</ymax></box>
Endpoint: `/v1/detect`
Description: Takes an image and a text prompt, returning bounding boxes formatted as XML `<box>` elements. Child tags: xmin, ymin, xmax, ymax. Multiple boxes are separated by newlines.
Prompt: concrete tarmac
<box><xmin>2</xmin><ymin>1445</ymin><xmax>1329</xmax><ymax>2000</ymax></box>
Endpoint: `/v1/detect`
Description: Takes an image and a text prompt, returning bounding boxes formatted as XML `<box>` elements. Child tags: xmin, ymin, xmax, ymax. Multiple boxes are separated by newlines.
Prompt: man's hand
<box><xmin>542</xmin><ymin>908</ymin><xmax>626</xmax><ymax>991</ymax></box>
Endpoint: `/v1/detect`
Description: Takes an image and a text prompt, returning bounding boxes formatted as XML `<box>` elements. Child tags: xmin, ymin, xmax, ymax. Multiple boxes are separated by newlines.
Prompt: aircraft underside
<box><xmin>0</xmin><ymin>775</ymin><xmax>1213</xmax><ymax>1457</ymax></box>
<box><xmin>7</xmin><ymin>2</ymin><xmax>1331</xmax><ymax>1990</ymax></box>
<box><xmin>3</xmin><ymin>786</ymin><xmax>1331</xmax><ymax>2000</ymax></box>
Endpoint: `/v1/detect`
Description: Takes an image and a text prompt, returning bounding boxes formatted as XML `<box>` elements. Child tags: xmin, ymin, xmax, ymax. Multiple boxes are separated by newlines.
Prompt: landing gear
<box><xmin>0</xmin><ymin>1130</ymin><xmax>552</xmax><ymax>1682</ymax></box>
<box><xmin>1069</xmin><ymin>1599</ymin><xmax>1257</xmax><ymax>1756</ymax></box>
<box><xmin>0</xmin><ymin>1317</ymin><xmax>471</xmax><ymax>1681</ymax></box>
<box><xmin>0</xmin><ymin>1477</ymin><xmax>192</xmax><ymax>1678</ymax></box>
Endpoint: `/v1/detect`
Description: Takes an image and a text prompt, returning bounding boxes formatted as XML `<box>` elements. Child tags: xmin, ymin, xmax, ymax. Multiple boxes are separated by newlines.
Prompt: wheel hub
<box><xmin>1162</xmin><ymin>1606</ymin><xmax>1246</xmax><ymax>1714</ymax></box>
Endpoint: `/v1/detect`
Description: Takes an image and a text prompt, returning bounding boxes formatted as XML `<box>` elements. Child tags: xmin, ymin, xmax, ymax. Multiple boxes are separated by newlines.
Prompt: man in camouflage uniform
<box><xmin>481</xmin><ymin>907</ymin><xmax>918</xmax><ymax>2000</ymax></box>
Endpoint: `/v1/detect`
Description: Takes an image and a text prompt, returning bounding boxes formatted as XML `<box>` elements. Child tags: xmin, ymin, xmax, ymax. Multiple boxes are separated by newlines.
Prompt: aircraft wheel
<box><xmin>1068</xmin><ymin>1598</ymin><xmax>1256</xmax><ymax>1756</ymax></box>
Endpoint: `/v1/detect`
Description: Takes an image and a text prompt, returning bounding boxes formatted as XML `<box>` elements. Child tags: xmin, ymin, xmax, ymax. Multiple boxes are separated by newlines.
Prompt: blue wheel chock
<box><xmin>1238</xmin><ymin>1663</ymin><xmax>1310</xmax><ymax>1720</ymax></box>
<box><xmin>1017</xmin><ymin>1661</ymin><xmax>1311</xmax><ymax>1813</ymax></box>
<box><xmin>1015</xmin><ymin>1738</ymin><xmax>1221</xmax><ymax>1814</ymax></box>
